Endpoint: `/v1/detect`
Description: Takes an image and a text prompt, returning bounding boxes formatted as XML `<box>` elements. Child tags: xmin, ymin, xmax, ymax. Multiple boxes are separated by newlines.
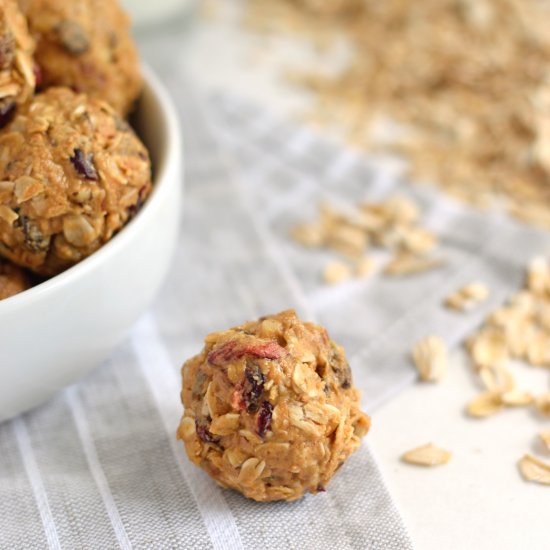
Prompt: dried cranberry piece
<box><xmin>70</xmin><ymin>148</ymin><xmax>98</xmax><ymax>181</ymax></box>
<box><xmin>230</xmin><ymin>383</ymin><xmax>245</xmax><ymax>412</ymax></box>
<box><xmin>208</xmin><ymin>339</ymin><xmax>286</xmax><ymax>366</ymax></box>
<box><xmin>257</xmin><ymin>401</ymin><xmax>273</xmax><ymax>437</ymax></box>
<box><xmin>317</xmin><ymin>485</ymin><xmax>326</xmax><ymax>492</ymax></box>
<box><xmin>243</xmin><ymin>363</ymin><xmax>265</xmax><ymax>413</ymax></box>
<box><xmin>0</xmin><ymin>101</ymin><xmax>15</xmax><ymax>129</ymax></box>
<box><xmin>195</xmin><ymin>418</ymin><xmax>217</xmax><ymax>444</ymax></box>
<box><xmin>33</xmin><ymin>63</ymin><xmax>43</xmax><ymax>89</ymax></box>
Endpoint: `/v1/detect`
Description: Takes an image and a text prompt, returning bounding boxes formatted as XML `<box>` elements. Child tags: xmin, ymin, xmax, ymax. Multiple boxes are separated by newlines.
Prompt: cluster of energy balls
<box><xmin>178</xmin><ymin>310</ymin><xmax>370</xmax><ymax>502</ymax></box>
<box><xmin>0</xmin><ymin>0</ymin><xmax>151</xmax><ymax>299</ymax></box>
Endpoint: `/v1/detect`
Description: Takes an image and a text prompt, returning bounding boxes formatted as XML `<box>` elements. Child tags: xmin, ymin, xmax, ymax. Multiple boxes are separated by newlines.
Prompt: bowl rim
<box><xmin>0</xmin><ymin>64</ymin><xmax>182</xmax><ymax>313</ymax></box>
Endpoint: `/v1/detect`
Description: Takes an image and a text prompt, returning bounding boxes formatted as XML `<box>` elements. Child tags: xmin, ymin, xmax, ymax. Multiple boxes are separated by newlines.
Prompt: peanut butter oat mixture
<box><xmin>0</xmin><ymin>0</ymin><xmax>35</xmax><ymax>124</ymax></box>
<box><xmin>19</xmin><ymin>0</ymin><xmax>142</xmax><ymax>115</ymax></box>
<box><xmin>177</xmin><ymin>310</ymin><xmax>370</xmax><ymax>502</ymax></box>
<box><xmin>0</xmin><ymin>257</ymin><xmax>28</xmax><ymax>299</ymax></box>
<box><xmin>0</xmin><ymin>87</ymin><xmax>152</xmax><ymax>276</ymax></box>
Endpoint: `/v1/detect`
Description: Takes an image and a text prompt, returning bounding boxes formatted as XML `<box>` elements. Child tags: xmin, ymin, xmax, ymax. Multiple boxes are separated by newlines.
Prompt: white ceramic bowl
<box><xmin>0</xmin><ymin>66</ymin><xmax>182</xmax><ymax>421</ymax></box>
<box><xmin>122</xmin><ymin>0</ymin><xmax>197</xmax><ymax>27</ymax></box>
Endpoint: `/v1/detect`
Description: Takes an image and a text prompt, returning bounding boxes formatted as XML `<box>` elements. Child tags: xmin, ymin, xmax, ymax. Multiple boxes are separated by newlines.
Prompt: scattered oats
<box><xmin>535</xmin><ymin>303</ymin><xmax>550</xmax><ymax>333</ymax></box>
<box><xmin>527</xmin><ymin>257</ymin><xmax>550</xmax><ymax>296</ymax></box>
<box><xmin>384</xmin><ymin>196</ymin><xmax>419</xmax><ymax>226</ymax></box>
<box><xmin>357</xmin><ymin>204</ymin><xmax>388</xmax><ymax>233</ymax></box>
<box><xmin>323</xmin><ymin>261</ymin><xmax>351</xmax><ymax>285</ymax></box>
<box><xmin>500</xmin><ymin>390</ymin><xmax>534</xmax><ymax>407</ymax></box>
<box><xmin>540</xmin><ymin>430</ymin><xmax>550</xmax><ymax>452</ymax></box>
<box><xmin>510</xmin><ymin>291</ymin><xmax>537</xmax><ymax>314</ymax></box>
<box><xmin>478</xmin><ymin>364</ymin><xmax>515</xmax><ymax>393</ymax></box>
<box><xmin>325</xmin><ymin>223</ymin><xmax>368</xmax><ymax>259</ymax></box>
<box><xmin>354</xmin><ymin>256</ymin><xmax>375</xmax><ymax>278</ymax></box>
<box><xmin>248</xmin><ymin>0</ymin><xmax>550</xmax><ymax>232</ymax></box>
<box><xmin>467</xmin><ymin>327</ymin><xmax>508</xmax><ymax>368</ymax></box>
<box><xmin>412</xmin><ymin>335</ymin><xmax>448</xmax><ymax>382</ymax></box>
<box><xmin>525</xmin><ymin>331</ymin><xmax>550</xmax><ymax>367</ymax></box>
<box><xmin>445</xmin><ymin>282</ymin><xmax>490</xmax><ymax>312</ymax></box>
<box><xmin>535</xmin><ymin>394</ymin><xmax>550</xmax><ymax>417</ymax></box>
<box><xmin>291</xmin><ymin>222</ymin><xmax>325</xmax><ymax>247</ymax></box>
<box><xmin>504</xmin><ymin>318</ymin><xmax>535</xmax><ymax>359</ymax></box>
<box><xmin>291</xmin><ymin>195</ymin><xmax>442</xmax><ymax>284</ymax></box>
<box><xmin>400</xmin><ymin>227</ymin><xmax>437</xmax><ymax>255</ymax></box>
<box><xmin>466</xmin><ymin>392</ymin><xmax>503</xmax><ymax>418</ymax></box>
<box><xmin>384</xmin><ymin>253</ymin><xmax>445</xmax><ymax>276</ymax></box>
<box><xmin>401</xmin><ymin>443</ymin><xmax>451</xmax><ymax>467</ymax></box>
<box><xmin>518</xmin><ymin>454</ymin><xmax>550</xmax><ymax>486</ymax></box>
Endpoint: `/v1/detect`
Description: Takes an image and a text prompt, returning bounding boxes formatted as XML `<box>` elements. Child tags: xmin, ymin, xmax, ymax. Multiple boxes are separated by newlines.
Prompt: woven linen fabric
<box><xmin>0</xmin><ymin>79</ymin><xmax>413</xmax><ymax>548</ymax></box>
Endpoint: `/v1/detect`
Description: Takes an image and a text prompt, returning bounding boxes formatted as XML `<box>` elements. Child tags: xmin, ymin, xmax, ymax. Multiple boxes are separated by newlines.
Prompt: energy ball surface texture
<box><xmin>19</xmin><ymin>0</ymin><xmax>141</xmax><ymax>115</ymax></box>
<box><xmin>0</xmin><ymin>87</ymin><xmax>152</xmax><ymax>275</ymax></box>
<box><xmin>177</xmin><ymin>310</ymin><xmax>370</xmax><ymax>502</ymax></box>
<box><xmin>0</xmin><ymin>257</ymin><xmax>28</xmax><ymax>299</ymax></box>
<box><xmin>0</xmin><ymin>0</ymin><xmax>35</xmax><ymax>123</ymax></box>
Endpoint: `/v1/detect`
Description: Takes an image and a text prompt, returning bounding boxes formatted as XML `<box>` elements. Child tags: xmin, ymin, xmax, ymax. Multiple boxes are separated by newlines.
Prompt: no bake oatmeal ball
<box><xmin>18</xmin><ymin>0</ymin><xmax>142</xmax><ymax>115</ymax></box>
<box><xmin>177</xmin><ymin>310</ymin><xmax>370</xmax><ymax>502</ymax></box>
<box><xmin>0</xmin><ymin>86</ymin><xmax>152</xmax><ymax>276</ymax></box>
<box><xmin>0</xmin><ymin>257</ymin><xmax>29</xmax><ymax>299</ymax></box>
<box><xmin>0</xmin><ymin>0</ymin><xmax>35</xmax><ymax>125</ymax></box>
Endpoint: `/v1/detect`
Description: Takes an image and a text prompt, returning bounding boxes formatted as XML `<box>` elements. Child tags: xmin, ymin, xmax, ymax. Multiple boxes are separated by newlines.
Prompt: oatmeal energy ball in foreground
<box><xmin>0</xmin><ymin>0</ymin><xmax>35</xmax><ymax>124</ymax></box>
<box><xmin>0</xmin><ymin>87</ymin><xmax>152</xmax><ymax>276</ymax></box>
<box><xmin>18</xmin><ymin>0</ymin><xmax>142</xmax><ymax>115</ymax></box>
<box><xmin>0</xmin><ymin>257</ymin><xmax>29</xmax><ymax>299</ymax></box>
<box><xmin>177</xmin><ymin>310</ymin><xmax>370</xmax><ymax>502</ymax></box>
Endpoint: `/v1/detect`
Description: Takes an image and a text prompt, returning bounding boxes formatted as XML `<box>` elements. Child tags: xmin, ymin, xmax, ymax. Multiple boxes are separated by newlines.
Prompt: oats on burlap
<box><xmin>401</xmin><ymin>443</ymin><xmax>451</xmax><ymax>467</ymax></box>
<box><xmin>540</xmin><ymin>430</ymin><xmax>550</xmax><ymax>452</ymax></box>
